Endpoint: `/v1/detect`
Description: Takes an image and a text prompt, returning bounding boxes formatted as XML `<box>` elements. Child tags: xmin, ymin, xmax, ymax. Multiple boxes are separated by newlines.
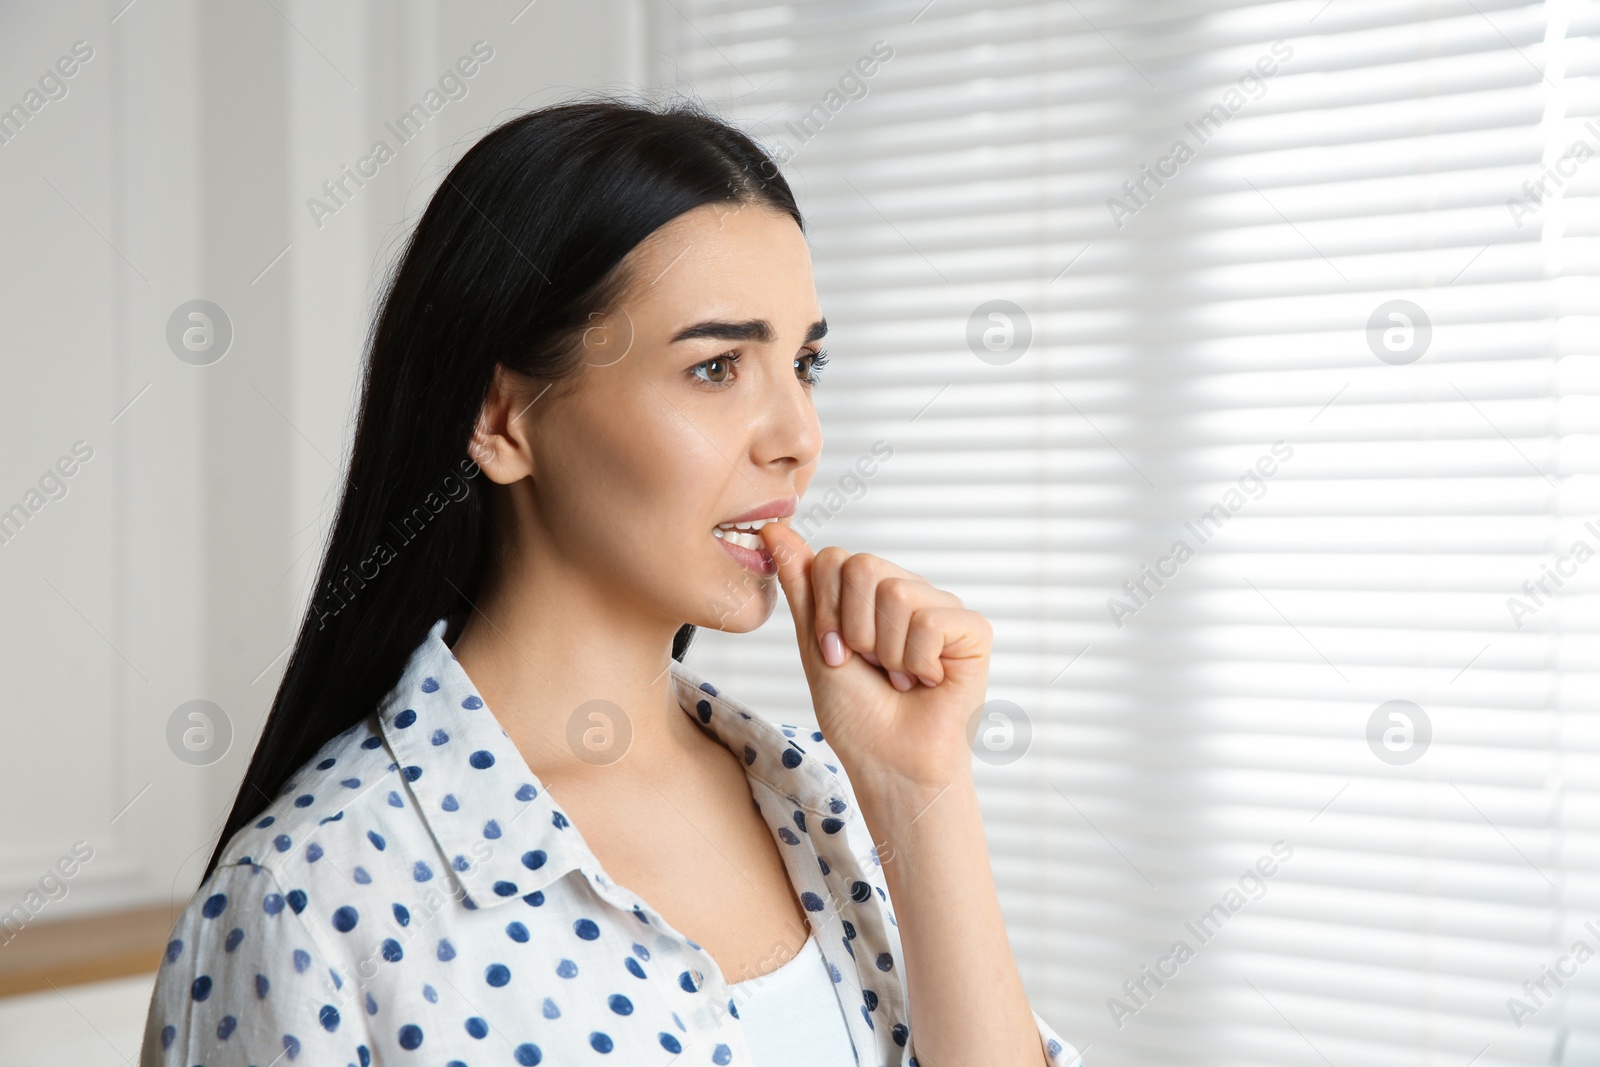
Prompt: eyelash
<box><xmin>690</xmin><ymin>349</ymin><xmax>830</xmax><ymax>390</ymax></box>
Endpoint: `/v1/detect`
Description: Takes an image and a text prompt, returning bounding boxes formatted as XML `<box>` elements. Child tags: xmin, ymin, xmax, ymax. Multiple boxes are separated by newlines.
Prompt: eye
<box><xmin>690</xmin><ymin>352</ymin><xmax>740</xmax><ymax>387</ymax></box>
<box><xmin>797</xmin><ymin>348</ymin><xmax>830</xmax><ymax>387</ymax></box>
<box><xmin>689</xmin><ymin>348</ymin><xmax>830</xmax><ymax>389</ymax></box>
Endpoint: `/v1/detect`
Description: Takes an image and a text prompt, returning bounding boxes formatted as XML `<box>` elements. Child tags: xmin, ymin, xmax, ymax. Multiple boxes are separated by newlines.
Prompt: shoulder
<box><xmin>143</xmin><ymin>858</ymin><xmax>367</xmax><ymax>1064</ymax></box>
<box><xmin>144</xmin><ymin>718</ymin><xmax>413</xmax><ymax>1062</ymax></box>
<box><xmin>211</xmin><ymin>711</ymin><xmax>415</xmax><ymax>894</ymax></box>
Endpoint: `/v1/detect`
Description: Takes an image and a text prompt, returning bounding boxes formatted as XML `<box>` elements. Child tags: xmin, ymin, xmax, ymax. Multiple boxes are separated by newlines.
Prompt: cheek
<box><xmin>610</xmin><ymin>395</ymin><xmax>733</xmax><ymax>509</ymax></box>
<box><xmin>547</xmin><ymin>390</ymin><xmax>731</xmax><ymax>556</ymax></box>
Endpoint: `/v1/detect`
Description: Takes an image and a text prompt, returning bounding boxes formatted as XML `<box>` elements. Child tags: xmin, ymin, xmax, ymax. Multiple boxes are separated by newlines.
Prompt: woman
<box><xmin>141</xmin><ymin>97</ymin><xmax>1081</xmax><ymax>1067</ymax></box>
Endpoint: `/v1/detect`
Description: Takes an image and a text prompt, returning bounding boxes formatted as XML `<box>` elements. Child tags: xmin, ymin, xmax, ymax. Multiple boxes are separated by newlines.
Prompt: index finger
<box><xmin>760</xmin><ymin>521</ymin><xmax>817</xmax><ymax>635</ymax></box>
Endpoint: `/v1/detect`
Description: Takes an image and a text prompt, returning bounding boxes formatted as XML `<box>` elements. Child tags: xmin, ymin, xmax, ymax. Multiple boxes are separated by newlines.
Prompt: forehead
<box><xmin>619</xmin><ymin>202</ymin><xmax>820</xmax><ymax>331</ymax></box>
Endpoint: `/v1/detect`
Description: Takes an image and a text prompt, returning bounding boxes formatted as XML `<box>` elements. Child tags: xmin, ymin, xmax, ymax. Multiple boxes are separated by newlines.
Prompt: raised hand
<box><xmin>760</xmin><ymin>521</ymin><xmax>991</xmax><ymax>793</ymax></box>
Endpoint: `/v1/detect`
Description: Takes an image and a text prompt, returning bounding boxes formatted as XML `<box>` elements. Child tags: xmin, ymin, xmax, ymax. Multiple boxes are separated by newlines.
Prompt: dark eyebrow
<box><xmin>670</xmin><ymin>318</ymin><xmax>828</xmax><ymax>345</ymax></box>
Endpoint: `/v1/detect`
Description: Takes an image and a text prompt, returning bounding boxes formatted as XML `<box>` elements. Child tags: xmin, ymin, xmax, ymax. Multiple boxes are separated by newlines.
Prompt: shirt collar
<box><xmin>378</xmin><ymin>617</ymin><xmax>860</xmax><ymax>910</ymax></box>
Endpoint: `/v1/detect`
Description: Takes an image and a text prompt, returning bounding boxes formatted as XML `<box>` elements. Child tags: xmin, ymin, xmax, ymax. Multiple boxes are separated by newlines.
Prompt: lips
<box><xmin>715</xmin><ymin>527</ymin><xmax>778</xmax><ymax>576</ymax></box>
<box><xmin>718</xmin><ymin>496</ymin><xmax>797</xmax><ymax>526</ymax></box>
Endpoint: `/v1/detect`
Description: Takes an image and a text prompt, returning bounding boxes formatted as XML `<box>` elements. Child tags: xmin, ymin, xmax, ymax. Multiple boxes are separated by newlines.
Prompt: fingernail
<box><xmin>820</xmin><ymin>630</ymin><xmax>845</xmax><ymax>667</ymax></box>
<box><xmin>889</xmin><ymin>670</ymin><xmax>914</xmax><ymax>690</ymax></box>
<box><xmin>917</xmin><ymin>674</ymin><xmax>938</xmax><ymax>687</ymax></box>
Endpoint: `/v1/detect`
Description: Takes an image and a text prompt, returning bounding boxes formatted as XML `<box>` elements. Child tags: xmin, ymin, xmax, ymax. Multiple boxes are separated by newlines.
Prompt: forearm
<box><xmin>856</xmin><ymin>769</ymin><xmax>1049</xmax><ymax>1067</ymax></box>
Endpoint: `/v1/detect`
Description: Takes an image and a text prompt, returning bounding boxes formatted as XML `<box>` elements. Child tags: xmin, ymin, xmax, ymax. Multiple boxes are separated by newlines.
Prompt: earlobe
<box><xmin>469</xmin><ymin>416</ymin><xmax>537</xmax><ymax>486</ymax></box>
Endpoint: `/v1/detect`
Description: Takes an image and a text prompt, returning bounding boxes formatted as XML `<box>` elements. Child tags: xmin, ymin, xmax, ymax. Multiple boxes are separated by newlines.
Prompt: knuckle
<box><xmin>878</xmin><ymin>577</ymin><xmax>919</xmax><ymax>609</ymax></box>
<box><xmin>815</xmin><ymin>545</ymin><xmax>850</xmax><ymax>568</ymax></box>
<box><xmin>840</xmin><ymin>552</ymin><xmax>879</xmax><ymax>579</ymax></box>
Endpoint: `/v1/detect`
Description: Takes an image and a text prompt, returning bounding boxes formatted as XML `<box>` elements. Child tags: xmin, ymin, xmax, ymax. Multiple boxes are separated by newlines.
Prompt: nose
<box><xmin>752</xmin><ymin>366</ymin><xmax>823</xmax><ymax>474</ymax></box>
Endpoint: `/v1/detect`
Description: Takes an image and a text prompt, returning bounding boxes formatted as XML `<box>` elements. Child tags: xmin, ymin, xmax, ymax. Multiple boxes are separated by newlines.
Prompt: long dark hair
<box><xmin>201</xmin><ymin>95</ymin><xmax>804</xmax><ymax>882</ymax></box>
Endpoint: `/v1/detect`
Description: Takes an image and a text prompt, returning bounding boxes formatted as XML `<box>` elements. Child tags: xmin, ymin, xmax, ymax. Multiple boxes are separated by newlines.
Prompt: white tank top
<box><xmin>728</xmin><ymin>932</ymin><xmax>860</xmax><ymax>1065</ymax></box>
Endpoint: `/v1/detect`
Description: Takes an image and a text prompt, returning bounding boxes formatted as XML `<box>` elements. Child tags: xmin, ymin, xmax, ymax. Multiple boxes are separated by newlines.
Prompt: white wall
<box><xmin>0</xmin><ymin>0</ymin><xmax>647</xmax><ymax>924</ymax></box>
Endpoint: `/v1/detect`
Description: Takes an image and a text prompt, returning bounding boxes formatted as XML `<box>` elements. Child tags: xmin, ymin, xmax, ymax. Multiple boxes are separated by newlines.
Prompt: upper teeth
<box><xmin>716</xmin><ymin>518</ymin><xmax>775</xmax><ymax>532</ymax></box>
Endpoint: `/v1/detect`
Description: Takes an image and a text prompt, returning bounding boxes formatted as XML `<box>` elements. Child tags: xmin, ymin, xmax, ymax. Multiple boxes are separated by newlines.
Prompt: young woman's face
<box><xmin>520</xmin><ymin>201</ymin><xmax>826</xmax><ymax>633</ymax></box>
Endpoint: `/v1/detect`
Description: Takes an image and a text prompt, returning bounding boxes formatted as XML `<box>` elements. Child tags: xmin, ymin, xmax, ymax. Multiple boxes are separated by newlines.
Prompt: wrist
<box><xmin>852</xmin><ymin>764</ymin><xmax>976</xmax><ymax>830</ymax></box>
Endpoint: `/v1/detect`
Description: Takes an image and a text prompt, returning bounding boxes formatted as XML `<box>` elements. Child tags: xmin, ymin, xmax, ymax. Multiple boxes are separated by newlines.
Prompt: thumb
<box><xmin>760</xmin><ymin>521</ymin><xmax>815</xmax><ymax>637</ymax></box>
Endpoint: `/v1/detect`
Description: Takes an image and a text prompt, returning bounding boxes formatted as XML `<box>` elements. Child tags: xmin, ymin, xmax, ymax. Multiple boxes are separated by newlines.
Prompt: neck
<box><xmin>448</xmin><ymin>548</ymin><xmax>707</xmax><ymax>788</ymax></box>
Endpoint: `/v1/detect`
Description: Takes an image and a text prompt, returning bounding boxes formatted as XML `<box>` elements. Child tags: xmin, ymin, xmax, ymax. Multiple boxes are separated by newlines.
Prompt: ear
<box><xmin>469</xmin><ymin>363</ymin><xmax>543</xmax><ymax>485</ymax></box>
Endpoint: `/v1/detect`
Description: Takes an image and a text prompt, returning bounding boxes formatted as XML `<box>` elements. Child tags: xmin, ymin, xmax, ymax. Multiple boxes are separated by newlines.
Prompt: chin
<box><xmin>692</xmin><ymin>578</ymin><xmax>778</xmax><ymax>633</ymax></box>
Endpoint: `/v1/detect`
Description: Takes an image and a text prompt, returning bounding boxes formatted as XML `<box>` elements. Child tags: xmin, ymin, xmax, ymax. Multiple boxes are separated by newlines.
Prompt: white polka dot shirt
<box><xmin>141</xmin><ymin>617</ymin><xmax>1083</xmax><ymax>1066</ymax></box>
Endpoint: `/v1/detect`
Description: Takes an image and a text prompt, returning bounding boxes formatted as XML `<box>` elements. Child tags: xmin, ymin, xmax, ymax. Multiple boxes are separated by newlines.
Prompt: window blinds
<box><xmin>660</xmin><ymin>1</ymin><xmax>1600</xmax><ymax>1064</ymax></box>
